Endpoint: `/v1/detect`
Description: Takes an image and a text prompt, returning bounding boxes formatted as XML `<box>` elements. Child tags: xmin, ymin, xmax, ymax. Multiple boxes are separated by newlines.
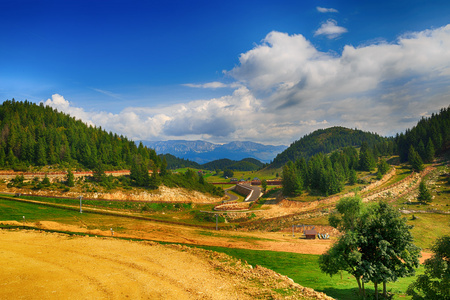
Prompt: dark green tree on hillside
<box><xmin>148</xmin><ymin>164</ymin><xmax>160</xmax><ymax>189</ymax></box>
<box><xmin>425</xmin><ymin>138</ymin><xmax>435</xmax><ymax>163</ymax></box>
<box><xmin>417</xmin><ymin>180</ymin><xmax>432</xmax><ymax>204</ymax></box>
<box><xmin>92</xmin><ymin>161</ymin><xmax>106</xmax><ymax>182</ymax></box>
<box><xmin>376</xmin><ymin>158</ymin><xmax>390</xmax><ymax>179</ymax></box>
<box><xmin>359</xmin><ymin>142</ymin><xmax>376</xmax><ymax>171</ymax></box>
<box><xmin>377</xmin><ymin>159</ymin><xmax>390</xmax><ymax>176</ymax></box>
<box><xmin>261</xmin><ymin>179</ymin><xmax>268</xmax><ymax>192</ymax></box>
<box><xmin>66</xmin><ymin>170</ymin><xmax>75</xmax><ymax>187</ymax></box>
<box><xmin>282</xmin><ymin>161</ymin><xmax>302</xmax><ymax>196</ymax></box>
<box><xmin>130</xmin><ymin>155</ymin><xmax>150</xmax><ymax>186</ymax></box>
<box><xmin>223</xmin><ymin>169</ymin><xmax>234</xmax><ymax>178</ymax></box>
<box><xmin>348</xmin><ymin>169</ymin><xmax>358</xmax><ymax>185</ymax></box>
<box><xmin>159</xmin><ymin>156</ymin><xmax>168</xmax><ymax>177</ymax></box>
<box><xmin>417</xmin><ymin>140</ymin><xmax>426</xmax><ymax>160</ymax></box>
<box><xmin>409</xmin><ymin>145</ymin><xmax>424</xmax><ymax>172</ymax></box>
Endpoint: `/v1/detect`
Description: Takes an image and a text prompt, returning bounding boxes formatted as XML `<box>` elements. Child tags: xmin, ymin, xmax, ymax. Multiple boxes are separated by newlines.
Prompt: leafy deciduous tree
<box><xmin>320</xmin><ymin>197</ymin><xmax>421</xmax><ymax>300</ymax></box>
<box><xmin>407</xmin><ymin>235</ymin><xmax>450</xmax><ymax>300</ymax></box>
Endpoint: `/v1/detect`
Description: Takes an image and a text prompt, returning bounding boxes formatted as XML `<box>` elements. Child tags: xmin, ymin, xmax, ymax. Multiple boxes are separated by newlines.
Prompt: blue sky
<box><xmin>1</xmin><ymin>0</ymin><xmax>450</xmax><ymax>145</ymax></box>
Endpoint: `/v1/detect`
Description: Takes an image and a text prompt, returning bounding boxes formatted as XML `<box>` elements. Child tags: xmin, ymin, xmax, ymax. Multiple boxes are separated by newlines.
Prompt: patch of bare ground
<box><xmin>1</xmin><ymin>220</ymin><xmax>334</xmax><ymax>256</ymax></box>
<box><xmin>0</xmin><ymin>230</ymin><xmax>333</xmax><ymax>300</ymax></box>
<box><xmin>3</xmin><ymin>184</ymin><xmax>223</xmax><ymax>204</ymax></box>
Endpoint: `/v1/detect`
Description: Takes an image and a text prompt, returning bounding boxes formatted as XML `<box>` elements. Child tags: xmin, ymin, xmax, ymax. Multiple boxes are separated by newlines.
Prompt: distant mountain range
<box><xmin>141</xmin><ymin>140</ymin><xmax>288</xmax><ymax>164</ymax></box>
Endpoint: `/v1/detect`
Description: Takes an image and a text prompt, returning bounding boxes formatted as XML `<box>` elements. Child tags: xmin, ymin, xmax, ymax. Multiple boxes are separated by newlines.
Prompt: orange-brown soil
<box><xmin>0</xmin><ymin>229</ymin><xmax>333</xmax><ymax>300</ymax></box>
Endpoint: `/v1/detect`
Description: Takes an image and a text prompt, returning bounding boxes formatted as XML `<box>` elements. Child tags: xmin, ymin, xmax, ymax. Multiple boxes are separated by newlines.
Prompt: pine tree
<box><xmin>417</xmin><ymin>140</ymin><xmax>426</xmax><ymax>160</ymax></box>
<box><xmin>418</xmin><ymin>180</ymin><xmax>432</xmax><ymax>204</ymax></box>
<box><xmin>66</xmin><ymin>170</ymin><xmax>75</xmax><ymax>187</ymax></box>
<box><xmin>159</xmin><ymin>156</ymin><xmax>168</xmax><ymax>177</ymax></box>
<box><xmin>93</xmin><ymin>162</ymin><xmax>105</xmax><ymax>182</ymax></box>
<box><xmin>282</xmin><ymin>161</ymin><xmax>302</xmax><ymax>196</ymax></box>
<box><xmin>408</xmin><ymin>145</ymin><xmax>424</xmax><ymax>172</ymax></box>
<box><xmin>148</xmin><ymin>164</ymin><xmax>160</xmax><ymax>189</ymax></box>
<box><xmin>348</xmin><ymin>169</ymin><xmax>357</xmax><ymax>185</ymax></box>
<box><xmin>425</xmin><ymin>138</ymin><xmax>435</xmax><ymax>163</ymax></box>
<box><xmin>359</xmin><ymin>142</ymin><xmax>376</xmax><ymax>171</ymax></box>
<box><xmin>377</xmin><ymin>159</ymin><xmax>390</xmax><ymax>178</ymax></box>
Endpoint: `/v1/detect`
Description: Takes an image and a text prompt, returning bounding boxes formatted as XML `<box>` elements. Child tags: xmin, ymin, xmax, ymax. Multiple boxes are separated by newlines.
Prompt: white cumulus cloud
<box><xmin>314</xmin><ymin>19</ymin><xmax>348</xmax><ymax>39</ymax></box>
<box><xmin>317</xmin><ymin>7</ymin><xmax>338</xmax><ymax>13</ymax></box>
<box><xmin>44</xmin><ymin>24</ymin><xmax>450</xmax><ymax>145</ymax></box>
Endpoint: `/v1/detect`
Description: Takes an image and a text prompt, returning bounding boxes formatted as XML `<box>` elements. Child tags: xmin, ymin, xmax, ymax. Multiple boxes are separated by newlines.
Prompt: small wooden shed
<box><xmin>304</xmin><ymin>229</ymin><xmax>317</xmax><ymax>239</ymax></box>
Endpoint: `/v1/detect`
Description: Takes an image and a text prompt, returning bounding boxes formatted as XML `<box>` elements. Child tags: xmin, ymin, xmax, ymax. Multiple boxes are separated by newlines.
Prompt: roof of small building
<box><xmin>304</xmin><ymin>230</ymin><xmax>317</xmax><ymax>235</ymax></box>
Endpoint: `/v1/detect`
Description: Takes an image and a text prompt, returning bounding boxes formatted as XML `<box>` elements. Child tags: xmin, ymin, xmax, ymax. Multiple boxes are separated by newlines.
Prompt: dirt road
<box><xmin>0</xmin><ymin>229</ymin><xmax>332</xmax><ymax>300</ymax></box>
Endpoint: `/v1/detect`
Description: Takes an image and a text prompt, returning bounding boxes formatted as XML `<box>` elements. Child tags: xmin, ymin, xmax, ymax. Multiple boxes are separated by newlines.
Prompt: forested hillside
<box><xmin>395</xmin><ymin>106</ymin><xmax>450</xmax><ymax>163</ymax></box>
<box><xmin>201</xmin><ymin>157</ymin><xmax>265</xmax><ymax>171</ymax></box>
<box><xmin>280</xmin><ymin>106</ymin><xmax>450</xmax><ymax>197</ymax></box>
<box><xmin>159</xmin><ymin>153</ymin><xmax>201</xmax><ymax>170</ymax></box>
<box><xmin>272</xmin><ymin>126</ymin><xmax>392</xmax><ymax>167</ymax></box>
<box><xmin>0</xmin><ymin>99</ymin><xmax>160</xmax><ymax>171</ymax></box>
<box><xmin>0</xmin><ymin>100</ymin><xmax>224</xmax><ymax>196</ymax></box>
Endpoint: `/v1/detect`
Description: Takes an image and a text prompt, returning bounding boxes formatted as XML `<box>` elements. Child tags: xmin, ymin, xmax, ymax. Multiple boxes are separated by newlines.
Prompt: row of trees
<box><xmin>319</xmin><ymin>196</ymin><xmax>421</xmax><ymax>300</ymax></box>
<box><xmin>282</xmin><ymin>144</ymin><xmax>390</xmax><ymax>196</ymax></box>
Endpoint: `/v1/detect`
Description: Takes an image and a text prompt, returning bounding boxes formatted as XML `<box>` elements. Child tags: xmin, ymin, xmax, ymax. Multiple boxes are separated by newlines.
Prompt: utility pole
<box><xmin>79</xmin><ymin>196</ymin><xmax>83</xmax><ymax>213</ymax></box>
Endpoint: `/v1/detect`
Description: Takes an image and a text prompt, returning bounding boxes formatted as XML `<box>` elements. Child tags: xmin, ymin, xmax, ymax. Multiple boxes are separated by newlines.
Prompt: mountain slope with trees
<box><xmin>395</xmin><ymin>106</ymin><xmax>450</xmax><ymax>164</ymax></box>
<box><xmin>0</xmin><ymin>100</ymin><xmax>223</xmax><ymax>196</ymax></box>
<box><xmin>0</xmin><ymin>99</ymin><xmax>155</xmax><ymax>171</ymax></box>
<box><xmin>279</xmin><ymin>106</ymin><xmax>449</xmax><ymax>198</ymax></box>
<box><xmin>201</xmin><ymin>157</ymin><xmax>264</xmax><ymax>171</ymax></box>
<box><xmin>271</xmin><ymin>127</ymin><xmax>392</xmax><ymax>167</ymax></box>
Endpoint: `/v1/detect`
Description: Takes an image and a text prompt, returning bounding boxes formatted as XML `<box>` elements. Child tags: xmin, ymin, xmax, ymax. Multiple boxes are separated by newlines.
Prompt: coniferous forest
<box><xmin>0</xmin><ymin>99</ymin><xmax>156</xmax><ymax>170</ymax></box>
<box><xmin>272</xmin><ymin>126</ymin><xmax>393</xmax><ymax>167</ymax></box>
<box><xmin>0</xmin><ymin>100</ymin><xmax>224</xmax><ymax>196</ymax></box>
<box><xmin>281</xmin><ymin>106</ymin><xmax>449</xmax><ymax>197</ymax></box>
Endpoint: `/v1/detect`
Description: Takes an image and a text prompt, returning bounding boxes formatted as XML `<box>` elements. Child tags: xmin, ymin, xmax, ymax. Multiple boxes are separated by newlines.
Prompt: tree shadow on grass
<box><xmin>320</xmin><ymin>287</ymin><xmax>386</xmax><ymax>300</ymax></box>
<box><xmin>319</xmin><ymin>287</ymin><xmax>368</xmax><ymax>300</ymax></box>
